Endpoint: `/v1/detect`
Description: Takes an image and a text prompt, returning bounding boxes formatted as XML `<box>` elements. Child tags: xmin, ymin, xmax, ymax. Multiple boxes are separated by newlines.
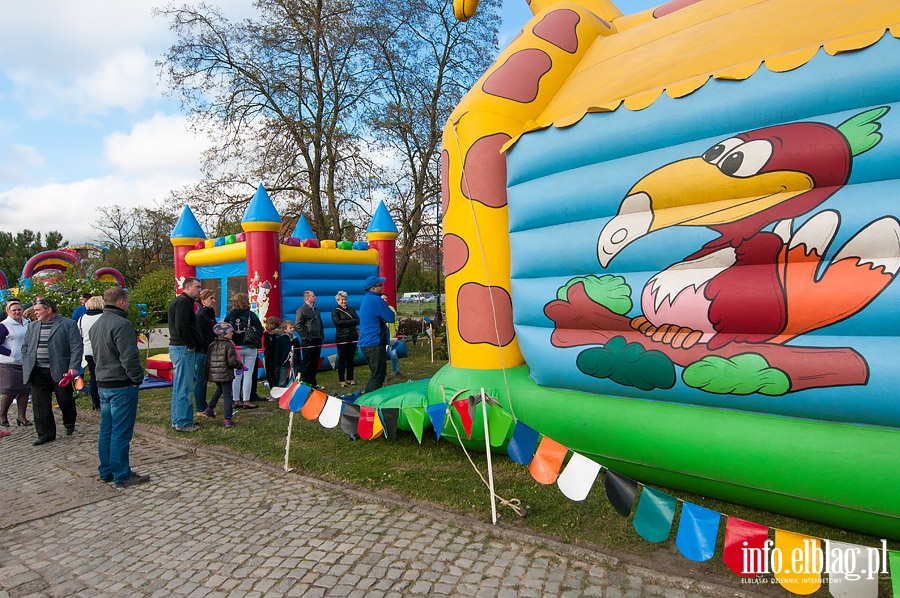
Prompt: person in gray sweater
<box><xmin>89</xmin><ymin>287</ymin><xmax>147</xmax><ymax>489</ymax></box>
<box><xmin>22</xmin><ymin>297</ymin><xmax>83</xmax><ymax>445</ymax></box>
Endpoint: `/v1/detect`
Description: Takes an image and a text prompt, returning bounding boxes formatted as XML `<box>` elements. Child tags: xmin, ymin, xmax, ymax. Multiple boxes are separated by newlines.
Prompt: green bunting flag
<box><xmin>633</xmin><ymin>487</ymin><xmax>677</xmax><ymax>543</ymax></box>
<box><xmin>405</xmin><ymin>406</ymin><xmax>426</xmax><ymax>444</ymax></box>
<box><xmin>487</xmin><ymin>406</ymin><xmax>514</xmax><ymax>447</ymax></box>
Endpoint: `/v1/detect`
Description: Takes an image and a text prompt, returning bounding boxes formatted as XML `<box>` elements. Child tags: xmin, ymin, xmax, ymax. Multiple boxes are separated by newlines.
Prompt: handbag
<box><xmin>242</xmin><ymin>315</ymin><xmax>262</xmax><ymax>348</ymax></box>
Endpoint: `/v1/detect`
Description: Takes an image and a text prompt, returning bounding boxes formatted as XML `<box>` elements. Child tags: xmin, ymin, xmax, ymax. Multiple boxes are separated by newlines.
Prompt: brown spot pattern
<box><xmin>482</xmin><ymin>49</ymin><xmax>552</xmax><ymax>103</ymax></box>
<box><xmin>441</xmin><ymin>150</ymin><xmax>450</xmax><ymax>216</ymax></box>
<box><xmin>533</xmin><ymin>9</ymin><xmax>581</xmax><ymax>53</ymax></box>
<box><xmin>654</xmin><ymin>0</ymin><xmax>703</xmax><ymax>18</ymax></box>
<box><xmin>443</xmin><ymin>234</ymin><xmax>469</xmax><ymax>276</ymax></box>
<box><xmin>461</xmin><ymin>133</ymin><xmax>510</xmax><ymax>208</ymax></box>
<box><xmin>458</xmin><ymin>283</ymin><xmax>516</xmax><ymax>346</ymax></box>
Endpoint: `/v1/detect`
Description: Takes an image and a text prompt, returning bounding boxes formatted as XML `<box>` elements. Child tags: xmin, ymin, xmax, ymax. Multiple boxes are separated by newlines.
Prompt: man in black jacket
<box><xmin>295</xmin><ymin>290</ymin><xmax>324</xmax><ymax>390</ymax></box>
<box><xmin>90</xmin><ymin>287</ymin><xmax>147</xmax><ymax>489</ymax></box>
<box><xmin>167</xmin><ymin>277</ymin><xmax>202</xmax><ymax>432</ymax></box>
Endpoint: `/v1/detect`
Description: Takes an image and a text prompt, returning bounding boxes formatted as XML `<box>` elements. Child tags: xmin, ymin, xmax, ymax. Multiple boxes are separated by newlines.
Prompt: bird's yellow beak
<box><xmin>598</xmin><ymin>158</ymin><xmax>813</xmax><ymax>267</ymax></box>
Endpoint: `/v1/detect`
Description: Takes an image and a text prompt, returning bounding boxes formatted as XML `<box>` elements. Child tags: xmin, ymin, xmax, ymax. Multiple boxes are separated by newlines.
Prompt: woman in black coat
<box><xmin>194</xmin><ymin>289</ymin><xmax>217</xmax><ymax>416</ymax></box>
<box><xmin>331</xmin><ymin>291</ymin><xmax>359</xmax><ymax>387</ymax></box>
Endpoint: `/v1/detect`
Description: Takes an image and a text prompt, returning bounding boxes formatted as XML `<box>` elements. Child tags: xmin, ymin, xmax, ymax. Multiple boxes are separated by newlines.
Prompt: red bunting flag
<box><xmin>357</xmin><ymin>406</ymin><xmax>383</xmax><ymax>440</ymax></box>
<box><xmin>723</xmin><ymin>517</ymin><xmax>769</xmax><ymax>577</ymax></box>
<box><xmin>452</xmin><ymin>399</ymin><xmax>473</xmax><ymax>439</ymax></box>
<box><xmin>278</xmin><ymin>380</ymin><xmax>300</xmax><ymax>410</ymax></box>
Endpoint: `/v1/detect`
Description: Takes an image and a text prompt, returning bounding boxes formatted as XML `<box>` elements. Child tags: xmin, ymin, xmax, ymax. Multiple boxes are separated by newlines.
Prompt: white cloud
<box><xmin>0</xmin><ymin>175</ymin><xmax>194</xmax><ymax>244</ymax></box>
<box><xmin>0</xmin><ymin>144</ymin><xmax>45</xmax><ymax>185</ymax></box>
<box><xmin>104</xmin><ymin>113</ymin><xmax>211</xmax><ymax>178</ymax></box>
<box><xmin>9</xmin><ymin>50</ymin><xmax>161</xmax><ymax>119</ymax></box>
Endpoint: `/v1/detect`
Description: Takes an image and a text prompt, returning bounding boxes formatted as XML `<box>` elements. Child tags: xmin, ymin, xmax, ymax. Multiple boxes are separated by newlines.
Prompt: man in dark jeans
<box><xmin>167</xmin><ymin>277</ymin><xmax>202</xmax><ymax>432</ymax></box>
<box><xmin>90</xmin><ymin>287</ymin><xmax>148</xmax><ymax>489</ymax></box>
<box><xmin>295</xmin><ymin>290</ymin><xmax>324</xmax><ymax>390</ymax></box>
<box><xmin>357</xmin><ymin>277</ymin><xmax>395</xmax><ymax>393</ymax></box>
<box><xmin>21</xmin><ymin>297</ymin><xmax>83</xmax><ymax>445</ymax></box>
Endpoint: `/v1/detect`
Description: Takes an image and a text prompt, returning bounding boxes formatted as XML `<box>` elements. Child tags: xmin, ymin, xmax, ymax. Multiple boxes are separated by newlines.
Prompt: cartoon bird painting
<box><xmin>546</xmin><ymin>107</ymin><xmax>900</xmax><ymax>395</ymax></box>
<box><xmin>596</xmin><ymin>107</ymin><xmax>900</xmax><ymax>351</ymax></box>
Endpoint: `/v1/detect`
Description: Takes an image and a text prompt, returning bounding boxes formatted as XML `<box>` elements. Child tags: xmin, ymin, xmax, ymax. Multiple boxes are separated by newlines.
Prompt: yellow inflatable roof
<box><xmin>534</xmin><ymin>0</ymin><xmax>900</xmax><ymax>129</ymax></box>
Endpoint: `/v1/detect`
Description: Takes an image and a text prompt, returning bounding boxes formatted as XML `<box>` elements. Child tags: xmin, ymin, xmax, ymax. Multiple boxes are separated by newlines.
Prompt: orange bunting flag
<box><xmin>556</xmin><ymin>452</ymin><xmax>601</xmax><ymax>501</ymax></box>
<box><xmin>723</xmin><ymin>516</ymin><xmax>769</xmax><ymax>577</ymax></box>
<box><xmin>357</xmin><ymin>406</ymin><xmax>383</xmax><ymax>440</ymax></box>
<box><xmin>301</xmin><ymin>389</ymin><xmax>327</xmax><ymax>420</ymax></box>
<box><xmin>487</xmin><ymin>406</ymin><xmax>514</xmax><ymax>447</ymax></box>
<box><xmin>405</xmin><ymin>407</ymin><xmax>426</xmax><ymax>444</ymax></box>
<box><xmin>452</xmin><ymin>399</ymin><xmax>473</xmax><ymax>439</ymax></box>
<box><xmin>773</xmin><ymin>529</ymin><xmax>822</xmax><ymax>595</ymax></box>
<box><xmin>318</xmin><ymin>396</ymin><xmax>343</xmax><ymax>429</ymax></box>
<box><xmin>528</xmin><ymin>436</ymin><xmax>568</xmax><ymax>485</ymax></box>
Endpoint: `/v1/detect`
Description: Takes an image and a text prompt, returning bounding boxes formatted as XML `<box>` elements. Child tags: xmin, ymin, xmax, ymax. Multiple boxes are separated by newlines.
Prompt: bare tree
<box><xmin>156</xmin><ymin>0</ymin><xmax>379</xmax><ymax>239</ymax></box>
<box><xmin>366</xmin><ymin>0</ymin><xmax>499</xmax><ymax>290</ymax></box>
<box><xmin>92</xmin><ymin>204</ymin><xmax>178</xmax><ymax>286</ymax></box>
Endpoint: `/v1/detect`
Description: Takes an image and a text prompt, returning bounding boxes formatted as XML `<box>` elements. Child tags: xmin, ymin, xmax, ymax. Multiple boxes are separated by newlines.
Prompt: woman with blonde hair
<box><xmin>331</xmin><ymin>291</ymin><xmax>359</xmax><ymax>387</ymax></box>
<box><xmin>78</xmin><ymin>296</ymin><xmax>106</xmax><ymax>409</ymax></box>
<box><xmin>0</xmin><ymin>300</ymin><xmax>31</xmax><ymax>428</ymax></box>
<box><xmin>224</xmin><ymin>293</ymin><xmax>263</xmax><ymax>409</ymax></box>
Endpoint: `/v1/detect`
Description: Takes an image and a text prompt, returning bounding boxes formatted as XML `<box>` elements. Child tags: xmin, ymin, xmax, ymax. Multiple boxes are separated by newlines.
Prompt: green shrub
<box><xmin>131</xmin><ymin>267</ymin><xmax>175</xmax><ymax>324</ymax></box>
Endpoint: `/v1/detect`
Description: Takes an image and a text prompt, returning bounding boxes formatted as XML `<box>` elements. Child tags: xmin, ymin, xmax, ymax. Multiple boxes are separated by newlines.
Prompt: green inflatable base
<box><xmin>428</xmin><ymin>364</ymin><xmax>900</xmax><ymax>540</ymax></box>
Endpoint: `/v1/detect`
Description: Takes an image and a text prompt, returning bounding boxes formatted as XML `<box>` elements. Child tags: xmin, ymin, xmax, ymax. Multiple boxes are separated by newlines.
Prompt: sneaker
<box><xmin>314</xmin><ymin>384</ymin><xmax>326</xmax><ymax>391</ymax></box>
<box><xmin>394</xmin><ymin>371</ymin><xmax>402</xmax><ymax>378</ymax></box>
<box><xmin>242</xmin><ymin>402</ymin><xmax>258</xmax><ymax>410</ymax></box>
<box><xmin>201</xmin><ymin>408</ymin><xmax>215</xmax><ymax>418</ymax></box>
<box><xmin>115</xmin><ymin>472</ymin><xmax>150</xmax><ymax>489</ymax></box>
<box><xmin>224</xmin><ymin>419</ymin><xmax>233</xmax><ymax>428</ymax></box>
<box><xmin>174</xmin><ymin>424</ymin><xmax>200</xmax><ymax>433</ymax></box>
<box><xmin>98</xmin><ymin>475</ymin><xmax>113</xmax><ymax>483</ymax></box>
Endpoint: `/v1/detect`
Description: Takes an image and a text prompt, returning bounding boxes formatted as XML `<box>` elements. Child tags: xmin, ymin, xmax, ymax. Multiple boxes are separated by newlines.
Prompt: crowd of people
<box><xmin>1</xmin><ymin>273</ymin><xmax>400</xmax><ymax>490</ymax></box>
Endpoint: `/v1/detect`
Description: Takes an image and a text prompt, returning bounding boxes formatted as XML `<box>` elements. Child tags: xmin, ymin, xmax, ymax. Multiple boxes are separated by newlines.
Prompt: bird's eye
<box><xmin>702</xmin><ymin>138</ymin><xmax>742</xmax><ymax>164</ymax></box>
<box><xmin>717</xmin><ymin>139</ymin><xmax>773</xmax><ymax>178</ymax></box>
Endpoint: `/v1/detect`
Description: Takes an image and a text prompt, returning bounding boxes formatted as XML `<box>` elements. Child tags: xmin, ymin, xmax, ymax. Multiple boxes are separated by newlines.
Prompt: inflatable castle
<box><xmin>426</xmin><ymin>0</ymin><xmax>900</xmax><ymax>539</ymax></box>
<box><xmin>168</xmin><ymin>184</ymin><xmax>401</xmax><ymax>370</ymax></box>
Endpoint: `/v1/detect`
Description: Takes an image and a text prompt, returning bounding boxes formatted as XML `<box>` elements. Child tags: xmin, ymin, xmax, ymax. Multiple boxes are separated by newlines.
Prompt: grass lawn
<box><xmin>132</xmin><ymin>341</ymin><xmax>896</xmax><ymax>594</ymax></box>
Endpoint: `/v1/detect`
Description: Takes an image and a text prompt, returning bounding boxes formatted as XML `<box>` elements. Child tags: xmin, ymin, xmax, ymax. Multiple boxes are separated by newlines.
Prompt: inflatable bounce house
<box><xmin>0</xmin><ymin>247</ymin><xmax>125</xmax><ymax>300</ymax></box>
<box><xmin>420</xmin><ymin>0</ymin><xmax>900</xmax><ymax>541</ymax></box>
<box><xmin>169</xmin><ymin>184</ymin><xmax>404</xmax><ymax>371</ymax></box>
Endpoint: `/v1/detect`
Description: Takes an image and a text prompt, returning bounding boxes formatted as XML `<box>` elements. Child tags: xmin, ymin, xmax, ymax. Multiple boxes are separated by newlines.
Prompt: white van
<box><xmin>401</xmin><ymin>292</ymin><xmax>429</xmax><ymax>303</ymax></box>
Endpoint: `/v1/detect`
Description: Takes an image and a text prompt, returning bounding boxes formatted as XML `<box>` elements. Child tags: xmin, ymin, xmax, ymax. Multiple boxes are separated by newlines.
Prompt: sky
<box><xmin>0</xmin><ymin>0</ymin><xmax>657</xmax><ymax>249</ymax></box>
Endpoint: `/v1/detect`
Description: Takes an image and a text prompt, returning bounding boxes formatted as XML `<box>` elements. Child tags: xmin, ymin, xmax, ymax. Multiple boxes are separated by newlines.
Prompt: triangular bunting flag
<box><xmin>318</xmin><ymin>396</ymin><xmax>343</xmax><ymax>429</ymax></box>
<box><xmin>723</xmin><ymin>517</ymin><xmax>769</xmax><ymax>577</ymax></box>
<box><xmin>529</xmin><ymin>436</ymin><xmax>567</xmax><ymax>485</ymax></box>
<box><xmin>340</xmin><ymin>403</ymin><xmax>361</xmax><ymax>437</ymax></box>
<box><xmin>890</xmin><ymin>550</ymin><xmax>900</xmax><ymax>598</ymax></box>
<box><xmin>827</xmin><ymin>541</ymin><xmax>878</xmax><ymax>598</ymax></box>
<box><xmin>380</xmin><ymin>408</ymin><xmax>400</xmax><ymax>440</ymax></box>
<box><xmin>426</xmin><ymin>403</ymin><xmax>446</xmax><ymax>440</ymax></box>
<box><xmin>633</xmin><ymin>487</ymin><xmax>677</xmax><ymax>543</ymax></box>
<box><xmin>301</xmin><ymin>389</ymin><xmax>327</xmax><ymax>420</ymax></box>
<box><xmin>605</xmin><ymin>471</ymin><xmax>638</xmax><ymax>517</ymax></box>
<box><xmin>487</xmin><ymin>406</ymin><xmax>514</xmax><ymax>447</ymax></box>
<box><xmin>277</xmin><ymin>380</ymin><xmax>299</xmax><ymax>410</ymax></box>
<box><xmin>358</xmin><ymin>406</ymin><xmax>382</xmax><ymax>440</ymax></box>
<box><xmin>675</xmin><ymin>502</ymin><xmax>721</xmax><ymax>562</ymax></box>
<box><xmin>556</xmin><ymin>452</ymin><xmax>601</xmax><ymax>501</ymax></box>
<box><xmin>507</xmin><ymin>421</ymin><xmax>539</xmax><ymax>465</ymax></box>
<box><xmin>288</xmin><ymin>384</ymin><xmax>312</xmax><ymax>412</ymax></box>
<box><xmin>405</xmin><ymin>407</ymin><xmax>426</xmax><ymax>444</ymax></box>
<box><xmin>452</xmin><ymin>399</ymin><xmax>473</xmax><ymax>439</ymax></box>
<box><xmin>773</xmin><ymin>529</ymin><xmax>821</xmax><ymax>595</ymax></box>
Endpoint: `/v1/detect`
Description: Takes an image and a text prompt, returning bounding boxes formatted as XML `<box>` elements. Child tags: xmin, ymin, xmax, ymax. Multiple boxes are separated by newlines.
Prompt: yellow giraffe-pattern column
<box><xmin>442</xmin><ymin>2</ymin><xmax>618</xmax><ymax>369</ymax></box>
